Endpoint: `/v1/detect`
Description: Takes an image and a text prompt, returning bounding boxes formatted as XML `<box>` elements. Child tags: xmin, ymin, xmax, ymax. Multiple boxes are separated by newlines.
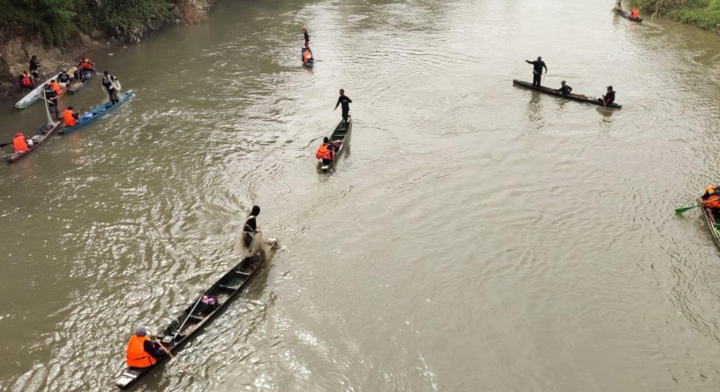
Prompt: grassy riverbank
<box><xmin>633</xmin><ymin>0</ymin><xmax>720</xmax><ymax>33</ymax></box>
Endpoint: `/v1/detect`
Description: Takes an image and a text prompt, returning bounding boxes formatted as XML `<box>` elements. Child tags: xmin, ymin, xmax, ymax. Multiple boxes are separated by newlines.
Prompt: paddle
<box><xmin>0</xmin><ymin>142</ymin><xmax>12</xmax><ymax>148</ymax></box>
<box><xmin>675</xmin><ymin>203</ymin><xmax>706</xmax><ymax>214</ymax></box>
<box><xmin>155</xmin><ymin>340</ymin><xmax>196</xmax><ymax>377</ymax></box>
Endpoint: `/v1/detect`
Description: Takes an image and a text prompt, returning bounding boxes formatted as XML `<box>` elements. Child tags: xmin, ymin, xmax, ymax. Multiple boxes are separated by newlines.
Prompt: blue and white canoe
<box><xmin>59</xmin><ymin>90</ymin><xmax>134</xmax><ymax>135</ymax></box>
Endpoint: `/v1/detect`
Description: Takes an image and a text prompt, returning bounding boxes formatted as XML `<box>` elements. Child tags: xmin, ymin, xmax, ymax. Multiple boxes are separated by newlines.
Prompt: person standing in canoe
<box><xmin>525</xmin><ymin>57</ymin><xmax>547</xmax><ymax>87</ymax></box>
<box><xmin>554</xmin><ymin>81</ymin><xmax>572</xmax><ymax>96</ymax></box>
<box><xmin>102</xmin><ymin>71</ymin><xmax>120</xmax><ymax>105</ymax></box>
<box><xmin>599</xmin><ymin>86</ymin><xmax>616</xmax><ymax>107</ymax></box>
<box><xmin>125</xmin><ymin>326</ymin><xmax>165</xmax><ymax>369</ymax></box>
<box><xmin>316</xmin><ymin>136</ymin><xmax>335</xmax><ymax>166</ymax></box>
<box><xmin>303</xmin><ymin>28</ymin><xmax>310</xmax><ymax>47</ymax></box>
<box><xmin>63</xmin><ymin>106</ymin><xmax>79</xmax><ymax>127</ymax></box>
<box><xmin>241</xmin><ymin>205</ymin><xmax>262</xmax><ymax>270</ymax></box>
<box><xmin>49</xmin><ymin>79</ymin><xmax>62</xmax><ymax>96</ymax></box>
<box><xmin>43</xmin><ymin>84</ymin><xmax>59</xmax><ymax>120</ymax></box>
<box><xmin>334</xmin><ymin>89</ymin><xmax>352</xmax><ymax>123</ymax></box>
<box><xmin>615</xmin><ymin>0</ymin><xmax>622</xmax><ymax>10</ymax></box>
<box><xmin>29</xmin><ymin>55</ymin><xmax>41</xmax><ymax>81</ymax></box>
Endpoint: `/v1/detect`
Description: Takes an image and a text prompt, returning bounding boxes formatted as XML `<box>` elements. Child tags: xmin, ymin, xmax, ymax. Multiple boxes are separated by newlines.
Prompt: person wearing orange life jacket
<box><xmin>18</xmin><ymin>71</ymin><xmax>34</xmax><ymax>90</ymax></box>
<box><xmin>125</xmin><ymin>326</ymin><xmax>165</xmax><ymax>368</ymax></box>
<box><xmin>49</xmin><ymin>79</ymin><xmax>62</xmax><ymax>96</ymax></box>
<box><xmin>75</xmin><ymin>57</ymin><xmax>95</xmax><ymax>82</ymax></box>
<box><xmin>63</xmin><ymin>106</ymin><xmax>79</xmax><ymax>127</ymax></box>
<box><xmin>12</xmin><ymin>133</ymin><xmax>30</xmax><ymax>153</ymax></box>
<box><xmin>315</xmin><ymin>136</ymin><xmax>335</xmax><ymax>166</ymax></box>
<box><xmin>630</xmin><ymin>8</ymin><xmax>640</xmax><ymax>19</ymax></box>
<box><xmin>302</xmin><ymin>48</ymin><xmax>314</xmax><ymax>67</ymax></box>
<box><xmin>702</xmin><ymin>186</ymin><xmax>720</xmax><ymax>224</ymax></box>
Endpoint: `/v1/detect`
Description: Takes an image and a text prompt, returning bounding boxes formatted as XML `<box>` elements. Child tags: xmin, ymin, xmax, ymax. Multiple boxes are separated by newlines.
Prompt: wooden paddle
<box><xmin>0</xmin><ymin>142</ymin><xmax>12</xmax><ymax>148</ymax></box>
<box><xmin>155</xmin><ymin>340</ymin><xmax>196</xmax><ymax>377</ymax></box>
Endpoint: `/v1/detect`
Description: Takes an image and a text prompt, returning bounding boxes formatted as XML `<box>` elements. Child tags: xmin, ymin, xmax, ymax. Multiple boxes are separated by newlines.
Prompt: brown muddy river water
<box><xmin>2</xmin><ymin>0</ymin><xmax>720</xmax><ymax>390</ymax></box>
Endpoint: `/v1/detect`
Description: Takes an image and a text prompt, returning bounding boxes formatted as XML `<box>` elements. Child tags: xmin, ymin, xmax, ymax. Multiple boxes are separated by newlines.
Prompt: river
<box><xmin>2</xmin><ymin>0</ymin><xmax>720</xmax><ymax>390</ymax></box>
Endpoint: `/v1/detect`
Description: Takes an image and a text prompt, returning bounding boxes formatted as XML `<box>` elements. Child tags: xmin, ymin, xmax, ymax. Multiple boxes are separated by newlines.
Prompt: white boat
<box><xmin>15</xmin><ymin>71</ymin><xmax>64</xmax><ymax>110</ymax></box>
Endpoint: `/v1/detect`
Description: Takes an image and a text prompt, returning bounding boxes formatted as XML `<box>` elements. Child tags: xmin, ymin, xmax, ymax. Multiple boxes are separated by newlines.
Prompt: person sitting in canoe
<box><xmin>316</xmin><ymin>137</ymin><xmax>335</xmax><ymax>166</ymax></box>
<box><xmin>125</xmin><ymin>326</ymin><xmax>165</xmax><ymax>369</ymax></box>
<box><xmin>75</xmin><ymin>57</ymin><xmax>95</xmax><ymax>82</ymax></box>
<box><xmin>12</xmin><ymin>132</ymin><xmax>31</xmax><ymax>153</ymax></box>
<box><xmin>702</xmin><ymin>186</ymin><xmax>720</xmax><ymax>220</ymax></box>
<box><xmin>630</xmin><ymin>8</ymin><xmax>640</xmax><ymax>19</ymax></box>
<box><xmin>525</xmin><ymin>56</ymin><xmax>547</xmax><ymax>87</ymax></box>
<box><xmin>43</xmin><ymin>84</ymin><xmax>59</xmax><ymax>120</ymax></box>
<box><xmin>18</xmin><ymin>71</ymin><xmax>34</xmax><ymax>91</ymax></box>
<box><xmin>57</xmin><ymin>71</ymin><xmax>71</xmax><ymax>88</ymax></box>
<box><xmin>599</xmin><ymin>86</ymin><xmax>615</xmax><ymax>107</ymax></box>
<box><xmin>63</xmin><ymin>106</ymin><xmax>79</xmax><ymax>127</ymax></box>
<box><xmin>554</xmin><ymin>81</ymin><xmax>572</xmax><ymax>96</ymax></box>
<box><xmin>302</xmin><ymin>48</ymin><xmax>314</xmax><ymax>67</ymax></box>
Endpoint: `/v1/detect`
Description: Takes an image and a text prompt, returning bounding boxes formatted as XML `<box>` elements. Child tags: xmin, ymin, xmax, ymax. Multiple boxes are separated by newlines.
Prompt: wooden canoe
<box><xmin>699</xmin><ymin>197</ymin><xmax>720</xmax><ymax>248</ymax></box>
<box><xmin>6</xmin><ymin>122</ymin><xmax>63</xmax><ymax>164</ymax></box>
<box><xmin>512</xmin><ymin>80</ymin><xmax>622</xmax><ymax>109</ymax></box>
<box><xmin>67</xmin><ymin>71</ymin><xmax>93</xmax><ymax>94</ymax></box>
<box><xmin>613</xmin><ymin>8</ymin><xmax>643</xmax><ymax>22</ymax></box>
<box><xmin>319</xmin><ymin>118</ymin><xmax>352</xmax><ymax>171</ymax></box>
<box><xmin>59</xmin><ymin>90</ymin><xmax>134</xmax><ymax>136</ymax></box>
<box><xmin>114</xmin><ymin>239</ymin><xmax>277</xmax><ymax>390</ymax></box>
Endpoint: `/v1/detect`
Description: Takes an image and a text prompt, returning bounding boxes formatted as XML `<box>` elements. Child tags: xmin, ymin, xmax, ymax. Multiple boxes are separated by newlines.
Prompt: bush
<box><xmin>633</xmin><ymin>0</ymin><xmax>720</xmax><ymax>32</ymax></box>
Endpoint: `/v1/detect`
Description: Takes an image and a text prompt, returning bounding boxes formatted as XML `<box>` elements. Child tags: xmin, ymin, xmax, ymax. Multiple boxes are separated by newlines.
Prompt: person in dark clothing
<box><xmin>44</xmin><ymin>84</ymin><xmax>59</xmax><ymax>121</ymax></box>
<box><xmin>241</xmin><ymin>205</ymin><xmax>261</xmax><ymax>270</ymax></box>
<box><xmin>599</xmin><ymin>86</ymin><xmax>616</xmax><ymax>107</ymax></box>
<box><xmin>555</xmin><ymin>80</ymin><xmax>572</xmax><ymax>96</ymax></box>
<box><xmin>102</xmin><ymin>71</ymin><xmax>120</xmax><ymax>105</ymax></box>
<box><xmin>57</xmin><ymin>71</ymin><xmax>71</xmax><ymax>86</ymax></box>
<box><xmin>29</xmin><ymin>55</ymin><xmax>40</xmax><ymax>80</ymax></box>
<box><xmin>303</xmin><ymin>28</ymin><xmax>310</xmax><ymax>47</ymax></box>
<box><xmin>525</xmin><ymin>56</ymin><xmax>547</xmax><ymax>87</ymax></box>
<box><xmin>334</xmin><ymin>89</ymin><xmax>352</xmax><ymax>123</ymax></box>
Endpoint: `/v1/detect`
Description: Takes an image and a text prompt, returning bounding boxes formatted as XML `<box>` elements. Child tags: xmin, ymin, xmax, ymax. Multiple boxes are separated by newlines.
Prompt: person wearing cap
<box><xmin>599</xmin><ymin>86</ymin><xmax>616</xmax><ymax>107</ymax></box>
<box><xmin>12</xmin><ymin>133</ymin><xmax>30</xmax><ymax>153</ymax></box>
<box><xmin>101</xmin><ymin>71</ymin><xmax>120</xmax><ymax>105</ymax></box>
<box><xmin>554</xmin><ymin>80</ymin><xmax>572</xmax><ymax>96</ymax></box>
<box><xmin>125</xmin><ymin>326</ymin><xmax>165</xmax><ymax>368</ymax></box>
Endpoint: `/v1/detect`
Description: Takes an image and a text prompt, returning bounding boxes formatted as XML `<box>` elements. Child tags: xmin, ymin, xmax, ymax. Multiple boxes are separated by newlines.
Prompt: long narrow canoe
<box><xmin>6</xmin><ymin>122</ymin><xmax>63</xmax><ymax>164</ymax></box>
<box><xmin>613</xmin><ymin>8</ymin><xmax>643</xmax><ymax>22</ymax></box>
<box><xmin>114</xmin><ymin>239</ymin><xmax>277</xmax><ymax>390</ymax></box>
<box><xmin>512</xmin><ymin>80</ymin><xmax>622</xmax><ymax>109</ymax></box>
<box><xmin>319</xmin><ymin>117</ymin><xmax>352</xmax><ymax>171</ymax></box>
<box><xmin>59</xmin><ymin>90</ymin><xmax>134</xmax><ymax>136</ymax></box>
<box><xmin>15</xmin><ymin>71</ymin><xmax>63</xmax><ymax>109</ymax></box>
<box><xmin>699</xmin><ymin>197</ymin><xmax>720</xmax><ymax>248</ymax></box>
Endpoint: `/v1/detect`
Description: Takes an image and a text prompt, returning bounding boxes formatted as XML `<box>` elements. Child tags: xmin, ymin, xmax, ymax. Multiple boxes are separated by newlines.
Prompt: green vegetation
<box><xmin>633</xmin><ymin>0</ymin><xmax>720</xmax><ymax>32</ymax></box>
<box><xmin>0</xmin><ymin>0</ymin><xmax>180</xmax><ymax>46</ymax></box>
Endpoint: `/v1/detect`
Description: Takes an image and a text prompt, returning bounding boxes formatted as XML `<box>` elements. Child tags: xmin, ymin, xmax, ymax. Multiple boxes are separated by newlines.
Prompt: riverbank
<box><xmin>632</xmin><ymin>0</ymin><xmax>720</xmax><ymax>34</ymax></box>
<box><xmin>0</xmin><ymin>0</ymin><xmax>214</xmax><ymax>98</ymax></box>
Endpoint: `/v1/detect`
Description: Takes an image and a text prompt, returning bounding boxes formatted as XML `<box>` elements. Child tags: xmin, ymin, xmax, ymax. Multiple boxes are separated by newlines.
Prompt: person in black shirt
<box><xmin>29</xmin><ymin>55</ymin><xmax>40</xmax><ymax>80</ymax></box>
<box><xmin>525</xmin><ymin>56</ymin><xmax>547</xmax><ymax>87</ymax></box>
<box><xmin>241</xmin><ymin>205</ymin><xmax>261</xmax><ymax>270</ymax></box>
<box><xmin>555</xmin><ymin>81</ymin><xmax>572</xmax><ymax>96</ymax></box>
<box><xmin>599</xmin><ymin>86</ymin><xmax>616</xmax><ymax>107</ymax></box>
<box><xmin>303</xmin><ymin>28</ymin><xmax>310</xmax><ymax>47</ymax></box>
<box><xmin>57</xmin><ymin>71</ymin><xmax>71</xmax><ymax>87</ymax></box>
<box><xmin>102</xmin><ymin>71</ymin><xmax>120</xmax><ymax>105</ymax></box>
<box><xmin>44</xmin><ymin>84</ymin><xmax>59</xmax><ymax>120</ymax></box>
<box><xmin>334</xmin><ymin>89</ymin><xmax>352</xmax><ymax>123</ymax></box>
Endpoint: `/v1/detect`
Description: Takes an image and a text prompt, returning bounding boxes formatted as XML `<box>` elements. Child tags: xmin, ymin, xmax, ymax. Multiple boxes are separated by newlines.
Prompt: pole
<box><xmin>156</xmin><ymin>341</ymin><xmax>195</xmax><ymax>376</ymax></box>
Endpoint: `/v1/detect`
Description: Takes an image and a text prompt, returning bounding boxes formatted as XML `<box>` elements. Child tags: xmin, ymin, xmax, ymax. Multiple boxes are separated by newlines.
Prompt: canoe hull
<box><xmin>512</xmin><ymin>80</ymin><xmax>622</xmax><ymax>109</ymax></box>
<box><xmin>319</xmin><ymin>118</ymin><xmax>352</xmax><ymax>171</ymax></box>
<box><xmin>15</xmin><ymin>72</ymin><xmax>63</xmax><ymax>109</ymax></box>
<box><xmin>6</xmin><ymin>122</ymin><xmax>63</xmax><ymax>164</ymax></box>
<box><xmin>114</xmin><ymin>239</ymin><xmax>277</xmax><ymax>390</ymax></box>
<box><xmin>59</xmin><ymin>90</ymin><xmax>134</xmax><ymax>135</ymax></box>
<box><xmin>67</xmin><ymin>73</ymin><xmax>93</xmax><ymax>94</ymax></box>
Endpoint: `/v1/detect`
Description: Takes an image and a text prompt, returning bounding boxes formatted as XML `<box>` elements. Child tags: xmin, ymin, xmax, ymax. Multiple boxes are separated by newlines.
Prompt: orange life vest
<box><xmin>126</xmin><ymin>335</ymin><xmax>157</xmax><ymax>368</ymax></box>
<box><xmin>13</xmin><ymin>135</ymin><xmax>28</xmax><ymax>153</ymax></box>
<box><xmin>80</xmin><ymin>61</ymin><xmax>93</xmax><ymax>70</ymax></box>
<box><xmin>50</xmin><ymin>81</ymin><xmax>62</xmax><ymax>95</ymax></box>
<box><xmin>20</xmin><ymin>76</ymin><xmax>32</xmax><ymax>86</ymax></box>
<box><xmin>63</xmin><ymin>109</ymin><xmax>77</xmax><ymax>127</ymax></box>
<box><xmin>704</xmin><ymin>187</ymin><xmax>720</xmax><ymax>208</ymax></box>
<box><xmin>630</xmin><ymin>9</ymin><xmax>639</xmax><ymax>18</ymax></box>
<box><xmin>303</xmin><ymin>51</ymin><xmax>312</xmax><ymax>63</ymax></box>
<box><xmin>316</xmin><ymin>144</ymin><xmax>332</xmax><ymax>160</ymax></box>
